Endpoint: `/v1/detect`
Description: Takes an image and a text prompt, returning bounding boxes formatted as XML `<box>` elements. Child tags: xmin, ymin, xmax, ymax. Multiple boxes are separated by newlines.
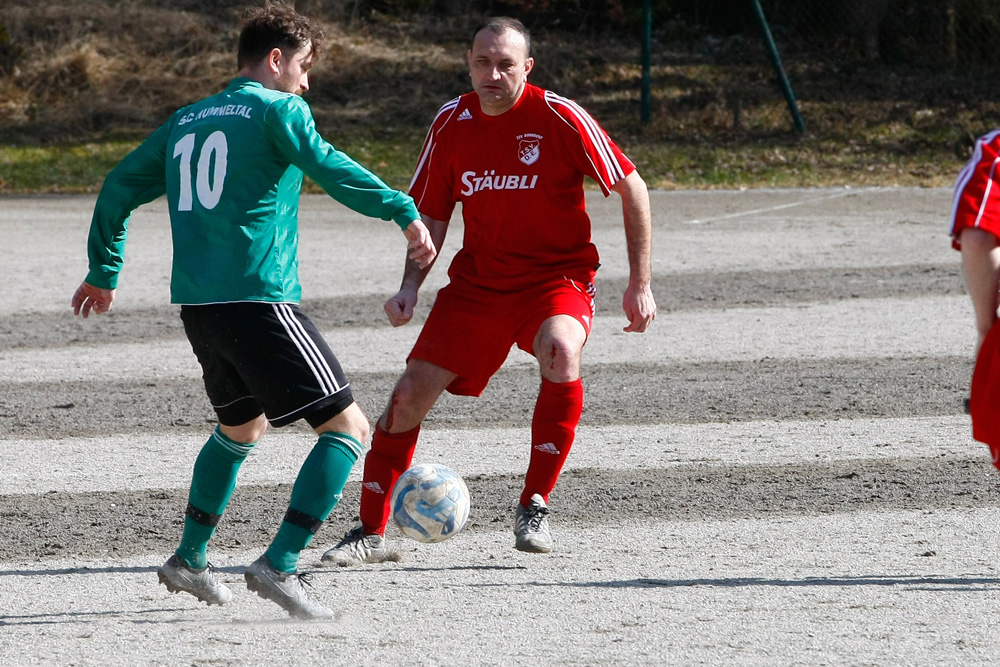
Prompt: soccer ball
<box><xmin>391</xmin><ymin>463</ymin><xmax>471</xmax><ymax>543</ymax></box>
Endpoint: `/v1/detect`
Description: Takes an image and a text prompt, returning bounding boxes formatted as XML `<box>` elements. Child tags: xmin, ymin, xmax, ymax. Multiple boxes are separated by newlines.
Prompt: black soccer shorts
<box><xmin>180</xmin><ymin>302</ymin><xmax>355</xmax><ymax>428</ymax></box>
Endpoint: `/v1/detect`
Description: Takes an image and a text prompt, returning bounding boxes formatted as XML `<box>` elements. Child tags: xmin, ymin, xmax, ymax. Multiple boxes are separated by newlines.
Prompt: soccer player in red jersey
<box><xmin>951</xmin><ymin>131</ymin><xmax>1000</xmax><ymax>444</ymax></box>
<box><xmin>322</xmin><ymin>16</ymin><xmax>656</xmax><ymax>563</ymax></box>
<box><xmin>951</xmin><ymin>129</ymin><xmax>1000</xmax><ymax>359</ymax></box>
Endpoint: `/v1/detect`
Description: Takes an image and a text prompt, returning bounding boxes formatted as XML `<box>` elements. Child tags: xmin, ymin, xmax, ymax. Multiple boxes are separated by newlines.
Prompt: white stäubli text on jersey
<box><xmin>460</xmin><ymin>171</ymin><xmax>538</xmax><ymax>196</ymax></box>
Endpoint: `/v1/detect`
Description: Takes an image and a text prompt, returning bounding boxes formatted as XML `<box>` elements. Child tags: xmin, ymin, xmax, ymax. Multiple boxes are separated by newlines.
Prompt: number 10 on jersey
<box><xmin>173</xmin><ymin>131</ymin><xmax>228</xmax><ymax>211</ymax></box>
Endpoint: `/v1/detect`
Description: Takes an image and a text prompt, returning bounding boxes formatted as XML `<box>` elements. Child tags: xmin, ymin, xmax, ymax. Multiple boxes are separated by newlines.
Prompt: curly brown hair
<box><xmin>237</xmin><ymin>2</ymin><xmax>325</xmax><ymax>68</ymax></box>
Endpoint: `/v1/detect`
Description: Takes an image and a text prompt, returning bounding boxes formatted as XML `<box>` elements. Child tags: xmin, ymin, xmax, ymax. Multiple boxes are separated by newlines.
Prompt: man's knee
<box><xmin>384</xmin><ymin>374</ymin><xmax>426</xmax><ymax>426</ymax></box>
<box><xmin>534</xmin><ymin>318</ymin><xmax>586</xmax><ymax>381</ymax></box>
<box><xmin>540</xmin><ymin>339</ymin><xmax>580</xmax><ymax>369</ymax></box>
<box><xmin>380</xmin><ymin>361</ymin><xmax>453</xmax><ymax>432</ymax></box>
<box><xmin>219</xmin><ymin>414</ymin><xmax>268</xmax><ymax>443</ymax></box>
<box><xmin>314</xmin><ymin>402</ymin><xmax>371</xmax><ymax>443</ymax></box>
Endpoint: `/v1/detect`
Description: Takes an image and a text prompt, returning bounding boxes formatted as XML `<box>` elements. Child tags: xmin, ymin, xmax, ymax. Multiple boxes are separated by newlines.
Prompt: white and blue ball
<box><xmin>391</xmin><ymin>463</ymin><xmax>471</xmax><ymax>543</ymax></box>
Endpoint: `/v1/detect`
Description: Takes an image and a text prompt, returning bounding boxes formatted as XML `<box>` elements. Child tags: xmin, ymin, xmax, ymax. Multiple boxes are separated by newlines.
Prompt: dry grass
<box><xmin>1</xmin><ymin>1</ymin><xmax>999</xmax><ymax>192</ymax></box>
<box><xmin>0</xmin><ymin>3</ymin><xmax>235</xmax><ymax>140</ymax></box>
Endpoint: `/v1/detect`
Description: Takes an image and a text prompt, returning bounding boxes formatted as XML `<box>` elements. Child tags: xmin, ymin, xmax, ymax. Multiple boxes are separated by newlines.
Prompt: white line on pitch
<box><xmin>684</xmin><ymin>187</ymin><xmax>874</xmax><ymax>225</ymax></box>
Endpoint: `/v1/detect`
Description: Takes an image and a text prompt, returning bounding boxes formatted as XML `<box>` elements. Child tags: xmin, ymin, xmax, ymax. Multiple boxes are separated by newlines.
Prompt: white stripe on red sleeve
<box><xmin>544</xmin><ymin>91</ymin><xmax>628</xmax><ymax>188</ymax></box>
<box><xmin>409</xmin><ymin>97</ymin><xmax>461</xmax><ymax>195</ymax></box>
<box><xmin>951</xmin><ymin>129</ymin><xmax>1000</xmax><ymax>233</ymax></box>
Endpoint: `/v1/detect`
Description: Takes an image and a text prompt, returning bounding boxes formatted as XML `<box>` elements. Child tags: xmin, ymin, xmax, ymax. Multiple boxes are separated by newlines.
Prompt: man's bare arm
<box><xmin>385</xmin><ymin>215</ymin><xmax>450</xmax><ymax>327</ymax></box>
<box><xmin>611</xmin><ymin>171</ymin><xmax>656</xmax><ymax>333</ymax></box>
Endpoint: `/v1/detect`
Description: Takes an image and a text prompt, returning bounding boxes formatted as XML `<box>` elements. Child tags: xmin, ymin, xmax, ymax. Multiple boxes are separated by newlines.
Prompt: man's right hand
<box><xmin>71</xmin><ymin>281</ymin><xmax>116</xmax><ymax>318</ymax></box>
<box><xmin>384</xmin><ymin>287</ymin><xmax>419</xmax><ymax>327</ymax></box>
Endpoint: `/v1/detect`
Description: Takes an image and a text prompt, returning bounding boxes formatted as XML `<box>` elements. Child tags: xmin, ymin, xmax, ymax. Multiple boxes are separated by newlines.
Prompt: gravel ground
<box><xmin>2</xmin><ymin>187</ymin><xmax>999</xmax><ymax>665</ymax></box>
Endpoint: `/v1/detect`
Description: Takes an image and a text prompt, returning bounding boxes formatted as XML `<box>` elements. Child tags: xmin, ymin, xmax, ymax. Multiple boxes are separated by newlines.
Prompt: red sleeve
<box><xmin>543</xmin><ymin>90</ymin><xmax>635</xmax><ymax>195</ymax></box>
<box><xmin>409</xmin><ymin>97</ymin><xmax>462</xmax><ymax>221</ymax></box>
<box><xmin>950</xmin><ymin>129</ymin><xmax>1000</xmax><ymax>250</ymax></box>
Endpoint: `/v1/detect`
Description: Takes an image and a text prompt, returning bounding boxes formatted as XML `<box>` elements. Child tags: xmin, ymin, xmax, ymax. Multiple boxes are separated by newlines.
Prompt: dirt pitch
<box><xmin>2</xmin><ymin>187</ymin><xmax>1000</xmax><ymax>665</ymax></box>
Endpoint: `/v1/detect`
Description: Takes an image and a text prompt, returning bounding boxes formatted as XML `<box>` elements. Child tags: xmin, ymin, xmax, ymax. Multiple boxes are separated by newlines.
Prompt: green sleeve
<box><xmin>265</xmin><ymin>97</ymin><xmax>419</xmax><ymax>230</ymax></box>
<box><xmin>85</xmin><ymin>120</ymin><xmax>171</xmax><ymax>289</ymax></box>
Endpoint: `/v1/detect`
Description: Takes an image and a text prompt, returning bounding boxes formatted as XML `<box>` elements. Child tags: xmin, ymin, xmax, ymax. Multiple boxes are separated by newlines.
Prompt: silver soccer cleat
<box><xmin>513</xmin><ymin>493</ymin><xmax>554</xmax><ymax>553</ymax></box>
<box><xmin>244</xmin><ymin>555</ymin><xmax>334</xmax><ymax>620</ymax></box>
<box><xmin>320</xmin><ymin>525</ymin><xmax>388</xmax><ymax>567</ymax></box>
<box><xmin>157</xmin><ymin>553</ymin><xmax>233</xmax><ymax>606</ymax></box>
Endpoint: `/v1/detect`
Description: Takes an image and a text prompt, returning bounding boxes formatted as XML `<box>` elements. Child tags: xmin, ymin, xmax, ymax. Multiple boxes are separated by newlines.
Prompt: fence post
<box><xmin>945</xmin><ymin>0</ymin><xmax>957</xmax><ymax>67</ymax></box>
<box><xmin>641</xmin><ymin>0</ymin><xmax>652</xmax><ymax>123</ymax></box>
<box><xmin>750</xmin><ymin>0</ymin><xmax>806</xmax><ymax>134</ymax></box>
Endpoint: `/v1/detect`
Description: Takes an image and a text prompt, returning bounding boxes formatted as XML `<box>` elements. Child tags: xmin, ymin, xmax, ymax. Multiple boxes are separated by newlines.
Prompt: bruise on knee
<box><xmin>546</xmin><ymin>343</ymin><xmax>560</xmax><ymax>372</ymax></box>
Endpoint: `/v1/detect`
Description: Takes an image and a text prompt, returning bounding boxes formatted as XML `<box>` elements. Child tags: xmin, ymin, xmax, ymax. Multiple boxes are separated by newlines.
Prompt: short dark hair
<box><xmin>473</xmin><ymin>16</ymin><xmax>531</xmax><ymax>57</ymax></box>
<box><xmin>237</xmin><ymin>2</ymin><xmax>324</xmax><ymax>69</ymax></box>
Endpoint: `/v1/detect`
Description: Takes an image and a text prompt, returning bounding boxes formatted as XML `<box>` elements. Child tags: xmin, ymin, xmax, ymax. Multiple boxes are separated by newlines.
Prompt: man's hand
<box><xmin>71</xmin><ymin>281</ymin><xmax>116</xmax><ymax>318</ymax></box>
<box><xmin>384</xmin><ymin>287</ymin><xmax>419</xmax><ymax>328</ymax></box>
<box><xmin>404</xmin><ymin>219</ymin><xmax>437</xmax><ymax>269</ymax></box>
<box><xmin>622</xmin><ymin>282</ymin><xmax>656</xmax><ymax>333</ymax></box>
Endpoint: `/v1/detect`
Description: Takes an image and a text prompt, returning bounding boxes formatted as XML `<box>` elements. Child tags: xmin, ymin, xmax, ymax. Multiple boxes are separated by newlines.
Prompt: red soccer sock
<box><xmin>360</xmin><ymin>424</ymin><xmax>420</xmax><ymax>535</ymax></box>
<box><xmin>520</xmin><ymin>378</ymin><xmax>583</xmax><ymax>508</ymax></box>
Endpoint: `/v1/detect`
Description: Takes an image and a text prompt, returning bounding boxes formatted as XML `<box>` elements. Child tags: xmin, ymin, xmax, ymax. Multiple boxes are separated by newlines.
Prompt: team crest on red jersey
<box><xmin>517</xmin><ymin>133</ymin><xmax>542</xmax><ymax>165</ymax></box>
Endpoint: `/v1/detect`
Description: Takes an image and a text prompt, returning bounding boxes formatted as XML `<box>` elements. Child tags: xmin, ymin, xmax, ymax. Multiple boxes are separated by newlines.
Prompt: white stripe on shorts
<box><xmin>272</xmin><ymin>303</ymin><xmax>342</xmax><ymax>395</ymax></box>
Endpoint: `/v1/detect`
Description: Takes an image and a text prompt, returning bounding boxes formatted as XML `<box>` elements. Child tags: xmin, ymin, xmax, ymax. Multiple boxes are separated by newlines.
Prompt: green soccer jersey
<box><xmin>85</xmin><ymin>78</ymin><xmax>419</xmax><ymax>304</ymax></box>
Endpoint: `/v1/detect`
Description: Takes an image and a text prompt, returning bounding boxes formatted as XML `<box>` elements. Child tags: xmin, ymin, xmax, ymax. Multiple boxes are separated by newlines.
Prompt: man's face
<box><xmin>274</xmin><ymin>42</ymin><xmax>314</xmax><ymax>95</ymax></box>
<box><xmin>467</xmin><ymin>28</ymin><xmax>533</xmax><ymax>115</ymax></box>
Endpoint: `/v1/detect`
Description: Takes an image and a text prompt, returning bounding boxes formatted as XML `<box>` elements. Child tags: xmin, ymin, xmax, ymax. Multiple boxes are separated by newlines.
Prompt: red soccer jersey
<box><xmin>409</xmin><ymin>83</ymin><xmax>636</xmax><ymax>292</ymax></box>
<box><xmin>951</xmin><ymin>129</ymin><xmax>1000</xmax><ymax>250</ymax></box>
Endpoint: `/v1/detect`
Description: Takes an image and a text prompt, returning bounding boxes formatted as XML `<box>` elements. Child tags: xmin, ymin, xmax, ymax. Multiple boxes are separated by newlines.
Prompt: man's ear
<box><xmin>524</xmin><ymin>56</ymin><xmax>534</xmax><ymax>78</ymax></box>
<box><xmin>268</xmin><ymin>47</ymin><xmax>283</xmax><ymax>74</ymax></box>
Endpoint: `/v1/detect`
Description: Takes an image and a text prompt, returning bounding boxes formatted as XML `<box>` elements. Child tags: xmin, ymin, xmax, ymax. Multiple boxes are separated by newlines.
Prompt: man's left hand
<box><xmin>622</xmin><ymin>283</ymin><xmax>656</xmax><ymax>333</ymax></box>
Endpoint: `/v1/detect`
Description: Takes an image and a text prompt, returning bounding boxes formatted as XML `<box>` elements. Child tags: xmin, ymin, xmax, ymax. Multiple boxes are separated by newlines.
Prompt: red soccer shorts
<box><xmin>951</xmin><ymin>129</ymin><xmax>1000</xmax><ymax>250</ymax></box>
<box><xmin>970</xmin><ymin>323</ymin><xmax>1000</xmax><ymax>471</ymax></box>
<box><xmin>409</xmin><ymin>275</ymin><xmax>596</xmax><ymax>396</ymax></box>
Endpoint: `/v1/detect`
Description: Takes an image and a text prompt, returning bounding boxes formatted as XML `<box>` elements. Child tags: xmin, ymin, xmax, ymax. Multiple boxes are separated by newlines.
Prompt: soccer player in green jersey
<box><xmin>70</xmin><ymin>2</ymin><xmax>436</xmax><ymax>620</ymax></box>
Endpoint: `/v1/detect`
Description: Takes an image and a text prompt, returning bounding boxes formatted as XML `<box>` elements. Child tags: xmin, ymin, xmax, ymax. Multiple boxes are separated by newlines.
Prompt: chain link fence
<box><xmin>419</xmin><ymin>0</ymin><xmax>1000</xmax><ymax>73</ymax></box>
<box><xmin>2</xmin><ymin>0</ymin><xmax>997</xmax><ymax>154</ymax></box>
<box><xmin>667</xmin><ymin>0</ymin><xmax>1000</xmax><ymax>72</ymax></box>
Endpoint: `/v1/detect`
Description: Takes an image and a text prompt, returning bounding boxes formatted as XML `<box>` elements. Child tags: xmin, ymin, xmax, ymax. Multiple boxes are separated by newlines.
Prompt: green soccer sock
<box><xmin>265</xmin><ymin>431</ymin><xmax>363</xmax><ymax>573</ymax></box>
<box><xmin>176</xmin><ymin>428</ymin><xmax>255</xmax><ymax>570</ymax></box>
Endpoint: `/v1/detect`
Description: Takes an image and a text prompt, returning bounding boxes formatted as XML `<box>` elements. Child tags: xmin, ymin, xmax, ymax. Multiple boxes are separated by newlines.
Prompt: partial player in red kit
<box><xmin>951</xmin><ymin>129</ymin><xmax>1000</xmax><ymax>359</ymax></box>
<box><xmin>321</xmin><ymin>16</ymin><xmax>657</xmax><ymax>564</ymax></box>
<box><xmin>951</xmin><ymin>130</ymin><xmax>1000</xmax><ymax>463</ymax></box>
